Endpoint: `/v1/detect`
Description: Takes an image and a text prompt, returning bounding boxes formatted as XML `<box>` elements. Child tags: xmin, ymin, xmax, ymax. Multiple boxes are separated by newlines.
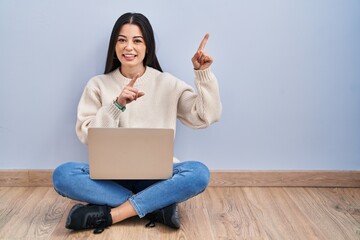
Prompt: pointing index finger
<box><xmin>128</xmin><ymin>73</ymin><xmax>140</xmax><ymax>87</ymax></box>
<box><xmin>198</xmin><ymin>33</ymin><xmax>209</xmax><ymax>51</ymax></box>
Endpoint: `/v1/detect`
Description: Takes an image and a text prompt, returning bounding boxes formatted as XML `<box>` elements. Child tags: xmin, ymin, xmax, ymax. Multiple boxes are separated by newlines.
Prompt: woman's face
<box><xmin>116</xmin><ymin>24</ymin><xmax>147</xmax><ymax>72</ymax></box>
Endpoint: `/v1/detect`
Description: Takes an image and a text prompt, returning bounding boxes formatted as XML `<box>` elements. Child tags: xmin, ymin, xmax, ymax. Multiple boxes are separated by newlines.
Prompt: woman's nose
<box><xmin>125</xmin><ymin>42</ymin><xmax>133</xmax><ymax>50</ymax></box>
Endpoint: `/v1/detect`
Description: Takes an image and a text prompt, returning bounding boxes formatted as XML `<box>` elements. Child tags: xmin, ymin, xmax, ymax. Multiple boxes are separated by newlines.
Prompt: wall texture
<box><xmin>1</xmin><ymin>0</ymin><xmax>359</xmax><ymax>170</ymax></box>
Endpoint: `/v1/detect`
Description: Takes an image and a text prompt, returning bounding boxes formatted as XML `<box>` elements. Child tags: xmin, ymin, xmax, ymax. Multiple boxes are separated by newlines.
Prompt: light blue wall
<box><xmin>1</xmin><ymin>0</ymin><xmax>359</xmax><ymax>170</ymax></box>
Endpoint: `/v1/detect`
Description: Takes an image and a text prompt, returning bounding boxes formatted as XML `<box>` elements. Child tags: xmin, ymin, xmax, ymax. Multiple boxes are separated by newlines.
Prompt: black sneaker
<box><xmin>145</xmin><ymin>203</ymin><xmax>180</xmax><ymax>229</ymax></box>
<box><xmin>65</xmin><ymin>204</ymin><xmax>112</xmax><ymax>234</ymax></box>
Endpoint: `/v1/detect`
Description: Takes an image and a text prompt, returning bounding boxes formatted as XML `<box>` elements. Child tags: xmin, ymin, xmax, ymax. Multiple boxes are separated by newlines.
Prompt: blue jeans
<box><xmin>52</xmin><ymin>161</ymin><xmax>210</xmax><ymax>218</ymax></box>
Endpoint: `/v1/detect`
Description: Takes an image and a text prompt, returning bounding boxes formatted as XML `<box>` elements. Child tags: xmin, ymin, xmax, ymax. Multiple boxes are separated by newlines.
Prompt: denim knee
<box><xmin>52</xmin><ymin>162</ymin><xmax>79</xmax><ymax>196</ymax></box>
<box><xmin>180</xmin><ymin>161</ymin><xmax>210</xmax><ymax>194</ymax></box>
<box><xmin>192</xmin><ymin>161</ymin><xmax>210</xmax><ymax>191</ymax></box>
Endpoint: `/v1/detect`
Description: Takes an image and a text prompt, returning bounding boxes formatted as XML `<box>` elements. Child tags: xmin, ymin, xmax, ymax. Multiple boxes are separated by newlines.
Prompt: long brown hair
<box><xmin>104</xmin><ymin>13</ymin><xmax>162</xmax><ymax>74</ymax></box>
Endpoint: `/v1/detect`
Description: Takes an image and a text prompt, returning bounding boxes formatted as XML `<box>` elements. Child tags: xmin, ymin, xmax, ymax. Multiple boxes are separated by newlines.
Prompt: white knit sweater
<box><xmin>76</xmin><ymin>66</ymin><xmax>222</xmax><ymax>146</ymax></box>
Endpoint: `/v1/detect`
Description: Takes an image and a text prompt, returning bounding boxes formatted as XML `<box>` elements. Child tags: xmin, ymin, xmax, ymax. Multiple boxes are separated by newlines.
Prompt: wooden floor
<box><xmin>0</xmin><ymin>187</ymin><xmax>359</xmax><ymax>240</ymax></box>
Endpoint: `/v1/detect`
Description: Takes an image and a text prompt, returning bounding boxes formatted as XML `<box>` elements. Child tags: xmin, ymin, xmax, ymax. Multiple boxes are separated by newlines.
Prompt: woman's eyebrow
<box><xmin>117</xmin><ymin>35</ymin><xmax>143</xmax><ymax>39</ymax></box>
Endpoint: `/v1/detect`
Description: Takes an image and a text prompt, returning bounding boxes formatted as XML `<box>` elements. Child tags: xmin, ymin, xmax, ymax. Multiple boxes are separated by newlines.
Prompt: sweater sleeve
<box><xmin>177</xmin><ymin>68</ymin><xmax>222</xmax><ymax>128</ymax></box>
<box><xmin>75</xmin><ymin>84</ymin><xmax>122</xmax><ymax>144</ymax></box>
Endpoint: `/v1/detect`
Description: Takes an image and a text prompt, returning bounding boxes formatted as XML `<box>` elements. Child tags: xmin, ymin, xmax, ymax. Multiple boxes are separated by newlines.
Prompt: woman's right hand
<box><xmin>116</xmin><ymin>74</ymin><xmax>145</xmax><ymax>107</ymax></box>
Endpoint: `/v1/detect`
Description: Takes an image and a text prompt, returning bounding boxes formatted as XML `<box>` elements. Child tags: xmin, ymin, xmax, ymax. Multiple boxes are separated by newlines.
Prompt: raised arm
<box><xmin>177</xmin><ymin>34</ymin><xmax>222</xmax><ymax>128</ymax></box>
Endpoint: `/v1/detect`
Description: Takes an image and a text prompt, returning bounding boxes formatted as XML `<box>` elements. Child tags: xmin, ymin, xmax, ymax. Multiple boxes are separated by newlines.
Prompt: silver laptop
<box><xmin>88</xmin><ymin>128</ymin><xmax>174</xmax><ymax>180</ymax></box>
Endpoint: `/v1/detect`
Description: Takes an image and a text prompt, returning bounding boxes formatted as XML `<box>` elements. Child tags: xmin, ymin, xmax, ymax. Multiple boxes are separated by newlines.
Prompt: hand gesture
<box><xmin>116</xmin><ymin>74</ymin><xmax>145</xmax><ymax>107</ymax></box>
<box><xmin>192</xmin><ymin>34</ymin><xmax>213</xmax><ymax>70</ymax></box>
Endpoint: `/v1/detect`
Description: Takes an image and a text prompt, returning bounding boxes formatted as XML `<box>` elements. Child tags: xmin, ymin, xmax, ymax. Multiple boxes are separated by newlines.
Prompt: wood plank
<box><xmin>32</xmin><ymin>189</ymin><xmax>71</xmax><ymax>239</ymax></box>
<box><xmin>203</xmin><ymin>187</ymin><xmax>259</xmax><ymax>239</ymax></box>
<box><xmin>1</xmin><ymin>186</ymin><xmax>360</xmax><ymax>239</ymax></box>
<box><xmin>344</xmin><ymin>189</ymin><xmax>360</xmax><ymax>224</ymax></box>
<box><xmin>0</xmin><ymin>187</ymin><xmax>49</xmax><ymax>239</ymax></box>
<box><xmin>50</xmin><ymin>200</ymin><xmax>74</xmax><ymax>240</ymax></box>
<box><xmin>176</xmin><ymin>193</ymin><xmax>216</xmax><ymax>240</ymax></box>
<box><xmin>96</xmin><ymin>216</ymin><xmax>147</xmax><ymax>240</ymax></box>
<box><xmin>0</xmin><ymin>187</ymin><xmax>71</xmax><ymax>240</ymax></box>
<box><xmin>0</xmin><ymin>187</ymin><xmax>35</xmax><ymax>231</ymax></box>
<box><xmin>231</xmin><ymin>188</ymin><xmax>267</xmax><ymax>239</ymax></box>
<box><xmin>285</xmin><ymin>188</ymin><xmax>360</xmax><ymax>240</ymax></box>
<box><xmin>244</xmin><ymin>187</ymin><xmax>325</xmax><ymax>239</ymax></box>
<box><xmin>0</xmin><ymin>186</ymin><xmax>10</xmax><ymax>198</ymax></box>
<box><xmin>239</xmin><ymin>188</ymin><xmax>296</xmax><ymax>239</ymax></box>
<box><xmin>307</xmin><ymin>188</ymin><xmax>360</xmax><ymax>224</ymax></box>
<box><xmin>307</xmin><ymin>188</ymin><xmax>360</xmax><ymax>238</ymax></box>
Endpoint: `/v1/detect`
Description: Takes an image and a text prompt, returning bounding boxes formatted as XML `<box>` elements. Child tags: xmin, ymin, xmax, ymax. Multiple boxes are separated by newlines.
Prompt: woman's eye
<box><xmin>118</xmin><ymin>38</ymin><xmax>126</xmax><ymax>43</ymax></box>
<box><xmin>134</xmin><ymin>39</ymin><xmax>142</xmax><ymax>43</ymax></box>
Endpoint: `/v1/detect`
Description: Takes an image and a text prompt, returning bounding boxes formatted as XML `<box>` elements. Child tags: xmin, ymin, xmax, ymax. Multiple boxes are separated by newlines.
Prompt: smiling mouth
<box><xmin>123</xmin><ymin>54</ymin><xmax>137</xmax><ymax>61</ymax></box>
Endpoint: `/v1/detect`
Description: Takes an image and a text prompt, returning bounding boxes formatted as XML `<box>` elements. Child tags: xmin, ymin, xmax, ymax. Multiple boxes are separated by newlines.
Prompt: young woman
<box><xmin>52</xmin><ymin>12</ymin><xmax>221</xmax><ymax>234</ymax></box>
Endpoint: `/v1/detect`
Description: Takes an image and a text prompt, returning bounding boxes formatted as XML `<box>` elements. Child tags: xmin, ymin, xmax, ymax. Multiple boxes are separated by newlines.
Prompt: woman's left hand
<box><xmin>192</xmin><ymin>34</ymin><xmax>213</xmax><ymax>70</ymax></box>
